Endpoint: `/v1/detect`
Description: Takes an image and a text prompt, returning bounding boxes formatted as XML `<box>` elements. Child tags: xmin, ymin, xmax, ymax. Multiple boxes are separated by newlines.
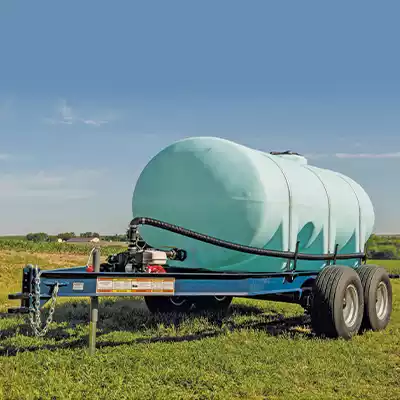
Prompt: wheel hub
<box><xmin>376</xmin><ymin>281</ymin><xmax>389</xmax><ymax>320</ymax></box>
<box><xmin>342</xmin><ymin>284</ymin><xmax>359</xmax><ymax>328</ymax></box>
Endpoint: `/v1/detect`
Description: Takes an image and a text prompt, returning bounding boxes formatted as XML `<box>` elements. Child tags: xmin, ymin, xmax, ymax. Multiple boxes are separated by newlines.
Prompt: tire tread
<box><xmin>357</xmin><ymin>264</ymin><xmax>392</xmax><ymax>331</ymax></box>
<box><xmin>311</xmin><ymin>265</ymin><xmax>364</xmax><ymax>339</ymax></box>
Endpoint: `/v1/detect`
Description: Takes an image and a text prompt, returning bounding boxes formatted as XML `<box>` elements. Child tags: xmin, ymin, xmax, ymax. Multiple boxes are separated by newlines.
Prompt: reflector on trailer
<box><xmin>147</xmin><ymin>265</ymin><xmax>166</xmax><ymax>273</ymax></box>
<box><xmin>86</xmin><ymin>265</ymin><xmax>94</xmax><ymax>272</ymax></box>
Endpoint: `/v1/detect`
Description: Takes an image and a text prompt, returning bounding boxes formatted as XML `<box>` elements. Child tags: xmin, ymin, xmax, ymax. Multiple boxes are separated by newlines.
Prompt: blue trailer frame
<box><xmin>12</xmin><ymin>266</ymin><xmax>318</xmax><ymax>306</ymax></box>
<box><xmin>8</xmin><ymin>257</ymin><xmax>321</xmax><ymax>354</ymax></box>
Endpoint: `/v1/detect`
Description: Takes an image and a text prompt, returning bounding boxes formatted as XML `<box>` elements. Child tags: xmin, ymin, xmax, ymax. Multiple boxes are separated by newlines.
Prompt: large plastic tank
<box><xmin>132</xmin><ymin>137</ymin><xmax>375</xmax><ymax>272</ymax></box>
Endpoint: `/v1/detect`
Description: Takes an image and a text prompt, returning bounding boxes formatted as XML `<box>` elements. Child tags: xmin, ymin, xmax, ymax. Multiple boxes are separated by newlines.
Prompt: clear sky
<box><xmin>0</xmin><ymin>0</ymin><xmax>399</xmax><ymax>235</ymax></box>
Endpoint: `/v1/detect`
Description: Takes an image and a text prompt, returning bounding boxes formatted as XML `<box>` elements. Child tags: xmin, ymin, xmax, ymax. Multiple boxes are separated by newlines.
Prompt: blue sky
<box><xmin>0</xmin><ymin>0</ymin><xmax>399</xmax><ymax>235</ymax></box>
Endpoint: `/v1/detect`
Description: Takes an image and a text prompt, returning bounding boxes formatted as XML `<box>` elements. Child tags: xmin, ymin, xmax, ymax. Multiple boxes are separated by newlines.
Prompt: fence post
<box><xmin>88</xmin><ymin>247</ymin><xmax>100</xmax><ymax>355</ymax></box>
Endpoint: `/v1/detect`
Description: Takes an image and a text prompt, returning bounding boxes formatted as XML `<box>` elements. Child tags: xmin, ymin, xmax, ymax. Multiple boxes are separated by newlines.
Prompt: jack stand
<box><xmin>88</xmin><ymin>247</ymin><xmax>100</xmax><ymax>356</ymax></box>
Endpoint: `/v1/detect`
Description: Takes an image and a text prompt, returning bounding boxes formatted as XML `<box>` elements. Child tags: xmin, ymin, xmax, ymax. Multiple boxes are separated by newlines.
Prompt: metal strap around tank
<box><xmin>303</xmin><ymin>166</ymin><xmax>332</xmax><ymax>254</ymax></box>
<box><xmin>264</xmin><ymin>154</ymin><xmax>293</xmax><ymax>252</ymax></box>
<box><xmin>337</xmin><ymin>174</ymin><xmax>362</xmax><ymax>253</ymax></box>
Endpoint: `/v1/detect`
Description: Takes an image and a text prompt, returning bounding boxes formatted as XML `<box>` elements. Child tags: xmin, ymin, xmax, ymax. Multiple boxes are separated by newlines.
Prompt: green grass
<box><xmin>0</xmin><ymin>250</ymin><xmax>399</xmax><ymax>400</ymax></box>
<box><xmin>368</xmin><ymin>259</ymin><xmax>400</xmax><ymax>274</ymax></box>
<box><xmin>0</xmin><ymin>239</ymin><xmax>126</xmax><ymax>255</ymax></box>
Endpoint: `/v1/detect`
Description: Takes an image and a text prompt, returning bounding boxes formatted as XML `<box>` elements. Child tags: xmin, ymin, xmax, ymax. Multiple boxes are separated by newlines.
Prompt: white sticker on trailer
<box><xmin>72</xmin><ymin>282</ymin><xmax>84</xmax><ymax>291</ymax></box>
<box><xmin>97</xmin><ymin>280</ymin><xmax>113</xmax><ymax>291</ymax></box>
<box><xmin>96</xmin><ymin>277</ymin><xmax>175</xmax><ymax>294</ymax></box>
<box><xmin>113</xmin><ymin>280</ymin><xmax>132</xmax><ymax>291</ymax></box>
<box><xmin>133</xmin><ymin>281</ymin><xmax>152</xmax><ymax>290</ymax></box>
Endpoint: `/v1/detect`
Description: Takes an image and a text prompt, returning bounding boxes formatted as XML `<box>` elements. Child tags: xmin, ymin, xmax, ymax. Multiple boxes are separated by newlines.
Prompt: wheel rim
<box><xmin>214</xmin><ymin>296</ymin><xmax>226</xmax><ymax>302</ymax></box>
<box><xmin>343</xmin><ymin>284</ymin><xmax>359</xmax><ymax>327</ymax></box>
<box><xmin>170</xmin><ymin>296</ymin><xmax>186</xmax><ymax>307</ymax></box>
<box><xmin>376</xmin><ymin>281</ymin><xmax>389</xmax><ymax>320</ymax></box>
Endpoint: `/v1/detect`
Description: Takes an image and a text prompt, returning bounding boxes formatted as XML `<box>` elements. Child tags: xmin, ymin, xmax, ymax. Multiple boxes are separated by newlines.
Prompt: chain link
<box><xmin>28</xmin><ymin>266</ymin><xmax>59</xmax><ymax>337</ymax></box>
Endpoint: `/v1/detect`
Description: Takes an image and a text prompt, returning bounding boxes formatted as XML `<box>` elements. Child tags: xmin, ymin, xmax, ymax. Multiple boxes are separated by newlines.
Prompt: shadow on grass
<box><xmin>0</xmin><ymin>299</ymin><xmax>312</xmax><ymax>356</ymax></box>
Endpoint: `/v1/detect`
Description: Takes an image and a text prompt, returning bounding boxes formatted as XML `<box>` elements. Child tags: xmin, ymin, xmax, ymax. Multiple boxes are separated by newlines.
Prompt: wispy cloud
<box><xmin>301</xmin><ymin>151</ymin><xmax>400</xmax><ymax>160</ymax></box>
<box><xmin>57</xmin><ymin>99</ymin><xmax>74</xmax><ymax>124</ymax></box>
<box><xmin>335</xmin><ymin>152</ymin><xmax>400</xmax><ymax>159</ymax></box>
<box><xmin>0</xmin><ymin>169</ymin><xmax>105</xmax><ymax>200</ymax></box>
<box><xmin>0</xmin><ymin>153</ymin><xmax>12</xmax><ymax>160</ymax></box>
<box><xmin>82</xmin><ymin>119</ymin><xmax>109</xmax><ymax>126</ymax></box>
<box><xmin>44</xmin><ymin>99</ymin><xmax>112</xmax><ymax>127</ymax></box>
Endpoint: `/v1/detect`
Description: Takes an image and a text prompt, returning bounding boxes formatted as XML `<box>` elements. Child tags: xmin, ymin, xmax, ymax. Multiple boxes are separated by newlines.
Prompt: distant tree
<box><xmin>26</xmin><ymin>232</ymin><xmax>49</xmax><ymax>242</ymax></box>
<box><xmin>101</xmin><ymin>234</ymin><xmax>128</xmax><ymax>242</ymax></box>
<box><xmin>57</xmin><ymin>232</ymin><xmax>76</xmax><ymax>241</ymax></box>
<box><xmin>80</xmin><ymin>232</ymin><xmax>100</xmax><ymax>238</ymax></box>
<box><xmin>80</xmin><ymin>232</ymin><xmax>92</xmax><ymax>238</ymax></box>
<box><xmin>368</xmin><ymin>244</ymin><xmax>397</xmax><ymax>260</ymax></box>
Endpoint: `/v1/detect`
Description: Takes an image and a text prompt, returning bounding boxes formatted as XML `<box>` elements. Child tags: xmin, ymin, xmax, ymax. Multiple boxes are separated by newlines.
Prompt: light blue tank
<box><xmin>132</xmin><ymin>137</ymin><xmax>375</xmax><ymax>272</ymax></box>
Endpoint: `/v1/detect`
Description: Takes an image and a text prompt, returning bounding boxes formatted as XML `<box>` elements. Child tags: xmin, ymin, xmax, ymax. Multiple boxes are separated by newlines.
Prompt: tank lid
<box><xmin>270</xmin><ymin>151</ymin><xmax>308</xmax><ymax>165</ymax></box>
<box><xmin>270</xmin><ymin>150</ymin><xmax>302</xmax><ymax>156</ymax></box>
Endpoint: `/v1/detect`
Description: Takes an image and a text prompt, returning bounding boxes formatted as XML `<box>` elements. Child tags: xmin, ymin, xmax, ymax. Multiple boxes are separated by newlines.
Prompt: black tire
<box><xmin>311</xmin><ymin>265</ymin><xmax>364</xmax><ymax>339</ymax></box>
<box><xmin>192</xmin><ymin>296</ymin><xmax>233</xmax><ymax>314</ymax></box>
<box><xmin>144</xmin><ymin>296</ymin><xmax>194</xmax><ymax>313</ymax></box>
<box><xmin>357</xmin><ymin>264</ymin><xmax>392</xmax><ymax>331</ymax></box>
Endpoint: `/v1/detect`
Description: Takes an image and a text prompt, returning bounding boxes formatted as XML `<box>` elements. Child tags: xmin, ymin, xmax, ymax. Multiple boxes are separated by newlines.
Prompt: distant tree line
<box><xmin>366</xmin><ymin>234</ymin><xmax>400</xmax><ymax>260</ymax></box>
<box><xmin>25</xmin><ymin>232</ymin><xmax>128</xmax><ymax>242</ymax></box>
<box><xmin>26</xmin><ymin>233</ymin><xmax>52</xmax><ymax>243</ymax></box>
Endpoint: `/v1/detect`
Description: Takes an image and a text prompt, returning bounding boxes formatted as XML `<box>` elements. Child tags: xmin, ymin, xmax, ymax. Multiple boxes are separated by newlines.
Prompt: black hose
<box><xmin>130</xmin><ymin>217</ymin><xmax>366</xmax><ymax>262</ymax></box>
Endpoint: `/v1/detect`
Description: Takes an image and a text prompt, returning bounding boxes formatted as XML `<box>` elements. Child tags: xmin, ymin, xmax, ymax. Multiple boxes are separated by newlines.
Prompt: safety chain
<box><xmin>28</xmin><ymin>266</ymin><xmax>60</xmax><ymax>337</ymax></box>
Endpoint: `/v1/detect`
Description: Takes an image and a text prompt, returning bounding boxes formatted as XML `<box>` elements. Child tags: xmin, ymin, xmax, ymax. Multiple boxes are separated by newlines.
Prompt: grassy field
<box><xmin>0</xmin><ymin>248</ymin><xmax>399</xmax><ymax>400</ymax></box>
<box><xmin>0</xmin><ymin>239</ymin><xmax>126</xmax><ymax>255</ymax></box>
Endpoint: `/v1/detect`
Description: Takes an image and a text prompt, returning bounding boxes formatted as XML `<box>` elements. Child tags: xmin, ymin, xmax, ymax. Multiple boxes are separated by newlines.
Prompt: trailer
<box><xmin>8</xmin><ymin>217</ymin><xmax>394</xmax><ymax>354</ymax></box>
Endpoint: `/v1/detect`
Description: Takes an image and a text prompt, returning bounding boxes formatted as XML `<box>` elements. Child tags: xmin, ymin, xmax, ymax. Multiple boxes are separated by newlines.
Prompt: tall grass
<box><xmin>0</xmin><ymin>239</ymin><xmax>126</xmax><ymax>256</ymax></box>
